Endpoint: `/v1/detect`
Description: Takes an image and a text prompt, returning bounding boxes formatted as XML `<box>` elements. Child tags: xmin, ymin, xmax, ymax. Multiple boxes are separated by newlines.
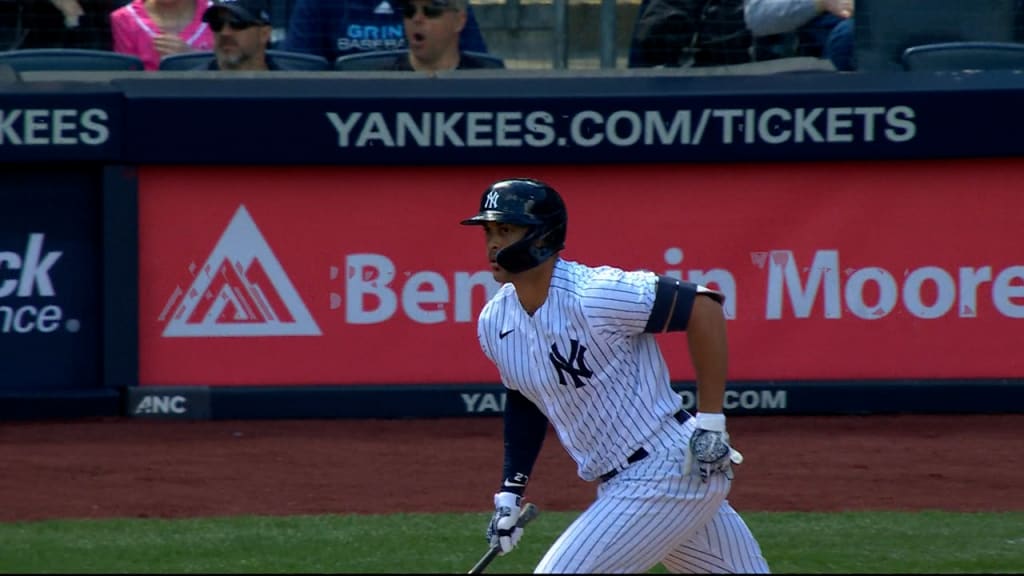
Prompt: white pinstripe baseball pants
<box><xmin>534</xmin><ymin>418</ymin><xmax>769</xmax><ymax>574</ymax></box>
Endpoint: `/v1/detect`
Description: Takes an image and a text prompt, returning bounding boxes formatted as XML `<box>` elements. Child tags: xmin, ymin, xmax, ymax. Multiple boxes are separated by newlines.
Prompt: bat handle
<box><xmin>467</xmin><ymin>546</ymin><xmax>501</xmax><ymax>574</ymax></box>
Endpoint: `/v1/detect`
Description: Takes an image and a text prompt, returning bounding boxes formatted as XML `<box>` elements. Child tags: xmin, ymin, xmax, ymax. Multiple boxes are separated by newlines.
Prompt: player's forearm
<box><xmin>686</xmin><ymin>295</ymin><xmax>729</xmax><ymax>414</ymax></box>
<box><xmin>500</xmin><ymin>389</ymin><xmax>548</xmax><ymax>496</ymax></box>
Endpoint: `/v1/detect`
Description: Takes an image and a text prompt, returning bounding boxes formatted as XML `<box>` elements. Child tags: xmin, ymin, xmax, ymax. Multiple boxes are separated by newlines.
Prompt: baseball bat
<box><xmin>467</xmin><ymin>502</ymin><xmax>540</xmax><ymax>574</ymax></box>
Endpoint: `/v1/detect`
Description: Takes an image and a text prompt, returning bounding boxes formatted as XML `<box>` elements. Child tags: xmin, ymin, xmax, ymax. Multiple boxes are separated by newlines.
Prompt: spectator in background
<box><xmin>380</xmin><ymin>0</ymin><xmax>498</xmax><ymax>71</ymax></box>
<box><xmin>744</xmin><ymin>0</ymin><xmax>855</xmax><ymax>70</ymax></box>
<box><xmin>628</xmin><ymin>0</ymin><xmax>753</xmax><ymax>68</ymax></box>
<box><xmin>111</xmin><ymin>0</ymin><xmax>214</xmax><ymax>70</ymax></box>
<box><xmin>199</xmin><ymin>0</ymin><xmax>276</xmax><ymax>69</ymax></box>
<box><xmin>283</xmin><ymin>0</ymin><xmax>488</xmax><ymax>65</ymax></box>
<box><xmin>17</xmin><ymin>0</ymin><xmax>116</xmax><ymax>50</ymax></box>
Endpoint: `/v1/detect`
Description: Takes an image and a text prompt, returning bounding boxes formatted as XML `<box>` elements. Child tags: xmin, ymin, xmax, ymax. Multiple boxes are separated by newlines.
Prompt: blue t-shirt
<box><xmin>283</xmin><ymin>0</ymin><xmax>488</xmax><ymax>63</ymax></box>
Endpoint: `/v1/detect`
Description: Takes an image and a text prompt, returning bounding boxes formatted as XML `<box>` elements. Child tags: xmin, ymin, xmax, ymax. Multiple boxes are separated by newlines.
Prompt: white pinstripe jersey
<box><xmin>477</xmin><ymin>258</ymin><xmax>697</xmax><ymax>482</ymax></box>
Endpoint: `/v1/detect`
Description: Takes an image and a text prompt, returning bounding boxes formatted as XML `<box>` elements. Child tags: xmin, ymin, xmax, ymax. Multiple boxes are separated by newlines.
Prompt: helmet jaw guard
<box><xmin>494</xmin><ymin>222</ymin><xmax>566</xmax><ymax>273</ymax></box>
<box><xmin>461</xmin><ymin>178</ymin><xmax>567</xmax><ymax>274</ymax></box>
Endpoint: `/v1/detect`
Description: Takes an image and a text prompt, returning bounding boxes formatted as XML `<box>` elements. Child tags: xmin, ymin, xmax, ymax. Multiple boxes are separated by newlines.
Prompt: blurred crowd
<box><xmin>0</xmin><ymin>0</ymin><xmax>1018</xmax><ymax>73</ymax></box>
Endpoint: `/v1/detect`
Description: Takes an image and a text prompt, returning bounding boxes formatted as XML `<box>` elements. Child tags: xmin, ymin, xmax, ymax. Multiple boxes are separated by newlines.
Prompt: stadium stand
<box><xmin>0</xmin><ymin>47</ymin><xmax>143</xmax><ymax>70</ymax></box>
<box><xmin>855</xmin><ymin>0</ymin><xmax>1021</xmax><ymax>71</ymax></box>
<box><xmin>901</xmin><ymin>41</ymin><xmax>1024</xmax><ymax>72</ymax></box>
<box><xmin>333</xmin><ymin>48</ymin><xmax>504</xmax><ymax>71</ymax></box>
<box><xmin>159</xmin><ymin>48</ymin><xmax>329</xmax><ymax>70</ymax></box>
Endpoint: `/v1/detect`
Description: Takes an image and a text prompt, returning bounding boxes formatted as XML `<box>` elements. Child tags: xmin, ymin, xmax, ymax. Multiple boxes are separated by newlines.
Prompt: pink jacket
<box><xmin>111</xmin><ymin>0</ymin><xmax>215</xmax><ymax>71</ymax></box>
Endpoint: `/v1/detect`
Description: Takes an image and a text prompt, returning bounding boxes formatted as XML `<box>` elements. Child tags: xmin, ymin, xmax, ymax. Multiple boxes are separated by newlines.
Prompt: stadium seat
<box><xmin>902</xmin><ymin>41</ymin><xmax>1024</xmax><ymax>71</ymax></box>
<box><xmin>158</xmin><ymin>51</ymin><xmax>212</xmax><ymax>70</ymax></box>
<box><xmin>855</xmin><ymin>0</ymin><xmax>1019</xmax><ymax>71</ymax></box>
<box><xmin>0</xmin><ymin>48</ymin><xmax>143</xmax><ymax>71</ymax></box>
<box><xmin>334</xmin><ymin>49</ymin><xmax>505</xmax><ymax>71</ymax></box>
<box><xmin>0</xmin><ymin>62</ymin><xmax>19</xmax><ymax>82</ymax></box>
<box><xmin>159</xmin><ymin>49</ymin><xmax>329</xmax><ymax>71</ymax></box>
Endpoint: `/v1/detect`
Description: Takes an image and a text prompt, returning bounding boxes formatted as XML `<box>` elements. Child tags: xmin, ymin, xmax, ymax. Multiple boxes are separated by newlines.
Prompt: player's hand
<box><xmin>486</xmin><ymin>491</ymin><xmax>522</xmax><ymax>555</ymax></box>
<box><xmin>684</xmin><ymin>412</ymin><xmax>744</xmax><ymax>482</ymax></box>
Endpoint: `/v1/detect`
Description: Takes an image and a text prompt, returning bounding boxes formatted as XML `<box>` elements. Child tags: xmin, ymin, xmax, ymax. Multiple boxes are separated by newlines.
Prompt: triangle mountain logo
<box><xmin>161</xmin><ymin>205</ymin><xmax>321</xmax><ymax>337</ymax></box>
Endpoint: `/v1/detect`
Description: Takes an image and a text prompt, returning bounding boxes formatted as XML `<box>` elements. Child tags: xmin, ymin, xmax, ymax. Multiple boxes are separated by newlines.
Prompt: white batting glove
<box><xmin>486</xmin><ymin>491</ymin><xmax>522</xmax><ymax>555</ymax></box>
<box><xmin>684</xmin><ymin>412</ymin><xmax>743</xmax><ymax>482</ymax></box>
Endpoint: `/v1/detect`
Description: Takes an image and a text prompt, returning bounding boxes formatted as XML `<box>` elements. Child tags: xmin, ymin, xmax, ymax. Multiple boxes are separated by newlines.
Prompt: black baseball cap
<box><xmin>202</xmin><ymin>0</ymin><xmax>271</xmax><ymax>25</ymax></box>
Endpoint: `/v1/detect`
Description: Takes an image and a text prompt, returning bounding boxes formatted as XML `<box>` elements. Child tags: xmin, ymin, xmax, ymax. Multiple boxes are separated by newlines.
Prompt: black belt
<box><xmin>599</xmin><ymin>409</ymin><xmax>691</xmax><ymax>483</ymax></box>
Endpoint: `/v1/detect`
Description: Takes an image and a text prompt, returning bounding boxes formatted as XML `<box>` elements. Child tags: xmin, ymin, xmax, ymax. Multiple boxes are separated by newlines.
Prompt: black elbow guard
<box><xmin>644</xmin><ymin>276</ymin><xmax>723</xmax><ymax>333</ymax></box>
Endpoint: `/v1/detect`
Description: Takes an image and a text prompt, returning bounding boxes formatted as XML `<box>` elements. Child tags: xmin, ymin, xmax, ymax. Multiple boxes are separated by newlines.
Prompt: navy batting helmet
<box><xmin>460</xmin><ymin>178</ymin><xmax>567</xmax><ymax>273</ymax></box>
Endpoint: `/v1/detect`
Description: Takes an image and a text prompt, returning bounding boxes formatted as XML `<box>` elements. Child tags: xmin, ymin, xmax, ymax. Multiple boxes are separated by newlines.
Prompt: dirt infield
<box><xmin>1</xmin><ymin>414</ymin><xmax>1021</xmax><ymax>523</ymax></box>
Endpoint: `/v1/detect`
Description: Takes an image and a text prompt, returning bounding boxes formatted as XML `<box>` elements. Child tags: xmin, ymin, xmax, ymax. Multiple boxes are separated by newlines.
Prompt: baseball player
<box><xmin>461</xmin><ymin>178</ymin><xmax>769</xmax><ymax>573</ymax></box>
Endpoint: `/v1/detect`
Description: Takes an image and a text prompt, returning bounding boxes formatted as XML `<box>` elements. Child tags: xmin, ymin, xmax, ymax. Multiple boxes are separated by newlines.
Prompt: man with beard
<box><xmin>200</xmin><ymin>0</ymin><xmax>277</xmax><ymax>70</ymax></box>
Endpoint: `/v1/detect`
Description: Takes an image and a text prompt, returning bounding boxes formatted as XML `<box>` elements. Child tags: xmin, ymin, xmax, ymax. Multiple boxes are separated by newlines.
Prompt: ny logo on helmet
<box><xmin>549</xmin><ymin>339</ymin><xmax>593</xmax><ymax>388</ymax></box>
<box><xmin>484</xmin><ymin>190</ymin><xmax>500</xmax><ymax>209</ymax></box>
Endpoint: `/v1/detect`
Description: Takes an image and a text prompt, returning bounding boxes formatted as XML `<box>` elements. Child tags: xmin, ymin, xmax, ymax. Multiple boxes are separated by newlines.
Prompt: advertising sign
<box><xmin>0</xmin><ymin>84</ymin><xmax>122</xmax><ymax>163</ymax></box>
<box><xmin>118</xmin><ymin>74</ymin><xmax>1024</xmax><ymax>166</ymax></box>
<box><xmin>0</xmin><ymin>170</ymin><xmax>101</xmax><ymax>390</ymax></box>
<box><xmin>137</xmin><ymin>159</ymin><xmax>1024</xmax><ymax>386</ymax></box>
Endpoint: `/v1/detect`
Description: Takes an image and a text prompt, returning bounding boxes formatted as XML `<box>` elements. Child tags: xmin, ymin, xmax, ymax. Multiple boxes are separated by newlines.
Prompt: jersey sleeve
<box><xmin>578</xmin><ymin>266</ymin><xmax>658</xmax><ymax>340</ymax></box>
<box><xmin>476</xmin><ymin>313</ymin><xmax>495</xmax><ymax>364</ymax></box>
<box><xmin>476</xmin><ymin>296</ymin><xmax>519</xmax><ymax>391</ymax></box>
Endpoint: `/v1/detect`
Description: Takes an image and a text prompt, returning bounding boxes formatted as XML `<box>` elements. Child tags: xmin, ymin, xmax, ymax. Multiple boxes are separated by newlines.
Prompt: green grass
<box><xmin>1</xmin><ymin>511</ymin><xmax>1022</xmax><ymax>573</ymax></box>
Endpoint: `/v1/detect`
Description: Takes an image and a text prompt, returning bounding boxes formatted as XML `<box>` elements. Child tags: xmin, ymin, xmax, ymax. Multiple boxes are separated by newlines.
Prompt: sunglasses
<box><xmin>401</xmin><ymin>3</ymin><xmax>450</xmax><ymax>19</ymax></box>
<box><xmin>209</xmin><ymin>19</ymin><xmax>255</xmax><ymax>32</ymax></box>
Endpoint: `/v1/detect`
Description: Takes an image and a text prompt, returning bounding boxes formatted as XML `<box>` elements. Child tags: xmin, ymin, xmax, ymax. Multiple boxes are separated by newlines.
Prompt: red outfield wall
<box><xmin>137</xmin><ymin>159</ymin><xmax>1024</xmax><ymax>387</ymax></box>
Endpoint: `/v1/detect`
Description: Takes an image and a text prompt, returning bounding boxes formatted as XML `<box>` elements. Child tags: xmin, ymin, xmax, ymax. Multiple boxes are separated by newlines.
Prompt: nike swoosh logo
<box><xmin>503</xmin><ymin>479</ymin><xmax>525</xmax><ymax>488</ymax></box>
<box><xmin>499</xmin><ymin>329</ymin><xmax>515</xmax><ymax>339</ymax></box>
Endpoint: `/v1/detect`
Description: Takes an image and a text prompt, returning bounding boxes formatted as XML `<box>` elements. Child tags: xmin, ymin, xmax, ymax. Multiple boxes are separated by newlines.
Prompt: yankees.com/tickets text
<box><xmin>326</xmin><ymin>106</ymin><xmax>916</xmax><ymax>148</ymax></box>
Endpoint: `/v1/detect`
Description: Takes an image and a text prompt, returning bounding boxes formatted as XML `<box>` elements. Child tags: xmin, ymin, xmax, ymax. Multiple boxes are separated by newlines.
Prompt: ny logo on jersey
<box><xmin>484</xmin><ymin>190</ymin><xmax>500</xmax><ymax>209</ymax></box>
<box><xmin>549</xmin><ymin>339</ymin><xmax>594</xmax><ymax>388</ymax></box>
